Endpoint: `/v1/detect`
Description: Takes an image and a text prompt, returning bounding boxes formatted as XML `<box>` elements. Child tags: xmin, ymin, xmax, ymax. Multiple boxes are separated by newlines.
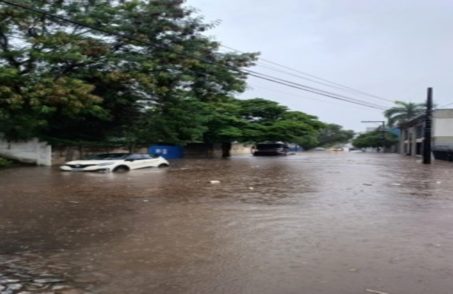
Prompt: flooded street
<box><xmin>1</xmin><ymin>153</ymin><xmax>453</xmax><ymax>294</ymax></box>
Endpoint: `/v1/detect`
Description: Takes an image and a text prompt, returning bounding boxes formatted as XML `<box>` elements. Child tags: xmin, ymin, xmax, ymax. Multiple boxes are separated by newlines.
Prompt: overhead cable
<box><xmin>245</xmin><ymin>71</ymin><xmax>387</xmax><ymax>110</ymax></box>
<box><xmin>244</xmin><ymin>70</ymin><xmax>388</xmax><ymax>110</ymax></box>
<box><xmin>221</xmin><ymin>44</ymin><xmax>395</xmax><ymax>103</ymax></box>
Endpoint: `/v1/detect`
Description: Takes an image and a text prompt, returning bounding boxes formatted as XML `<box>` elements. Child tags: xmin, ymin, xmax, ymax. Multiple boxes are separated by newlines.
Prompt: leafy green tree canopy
<box><xmin>352</xmin><ymin>130</ymin><xmax>398</xmax><ymax>148</ymax></box>
<box><xmin>317</xmin><ymin>124</ymin><xmax>355</xmax><ymax>147</ymax></box>
<box><xmin>189</xmin><ymin>98</ymin><xmax>326</xmax><ymax>149</ymax></box>
<box><xmin>0</xmin><ymin>0</ymin><xmax>257</xmax><ymax>141</ymax></box>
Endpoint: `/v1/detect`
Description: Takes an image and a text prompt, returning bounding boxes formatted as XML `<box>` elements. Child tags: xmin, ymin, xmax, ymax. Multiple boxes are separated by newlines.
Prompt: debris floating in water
<box><xmin>365</xmin><ymin>289</ymin><xmax>389</xmax><ymax>294</ymax></box>
<box><xmin>209</xmin><ymin>180</ymin><xmax>221</xmax><ymax>184</ymax></box>
<box><xmin>33</xmin><ymin>278</ymin><xmax>64</xmax><ymax>283</ymax></box>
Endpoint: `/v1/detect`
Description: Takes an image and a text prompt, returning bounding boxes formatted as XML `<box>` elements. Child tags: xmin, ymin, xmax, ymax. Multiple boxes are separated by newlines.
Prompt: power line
<box><xmin>254</xmin><ymin>62</ymin><xmax>395</xmax><ymax>105</ymax></box>
<box><xmin>244</xmin><ymin>70</ymin><xmax>388</xmax><ymax>110</ymax></box>
<box><xmin>248</xmin><ymin>80</ymin><xmax>386</xmax><ymax>112</ymax></box>
<box><xmin>259</xmin><ymin>58</ymin><xmax>395</xmax><ymax>103</ymax></box>
<box><xmin>0</xmin><ymin>0</ymin><xmax>387</xmax><ymax>111</ymax></box>
<box><xmin>245</xmin><ymin>71</ymin><xmax>387</xmax><ymax>110</ymax></box>
<box><xmin>247</xmin><ymin>73</ymin><xmax>386</xmax><ymax>110</ymax></box>
<box><xmin>220</xmin><ymin>44</ymin><xmax>395</xmax><ymax>103</ymax></box>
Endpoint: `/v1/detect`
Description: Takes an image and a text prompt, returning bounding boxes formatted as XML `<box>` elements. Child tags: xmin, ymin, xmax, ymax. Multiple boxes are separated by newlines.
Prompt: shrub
<box><xmin>0</xmin><ymin>157</ymin><xmax>12</xmax><ymax>168</ymax></box>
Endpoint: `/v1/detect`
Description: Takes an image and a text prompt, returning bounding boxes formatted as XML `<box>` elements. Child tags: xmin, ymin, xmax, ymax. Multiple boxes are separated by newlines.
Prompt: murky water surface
<box><xmin>1</xmin><ymin>153</ymin><xmax>453</xmax><ymax>294</ymax></box>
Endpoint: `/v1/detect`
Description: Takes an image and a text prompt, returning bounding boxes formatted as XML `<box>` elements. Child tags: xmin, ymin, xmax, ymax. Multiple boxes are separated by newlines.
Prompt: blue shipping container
<box><xmin>149</xmin><ymin>145</ymin><xmax>183</xmax><ymax>159</ymax></box>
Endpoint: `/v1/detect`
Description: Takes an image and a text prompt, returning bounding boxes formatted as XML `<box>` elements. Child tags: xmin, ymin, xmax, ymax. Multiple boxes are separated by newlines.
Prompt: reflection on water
<box><xmin>1</xmin><ymin>153</ymin><xmax>453</xmax><ymax>294</ymax></box>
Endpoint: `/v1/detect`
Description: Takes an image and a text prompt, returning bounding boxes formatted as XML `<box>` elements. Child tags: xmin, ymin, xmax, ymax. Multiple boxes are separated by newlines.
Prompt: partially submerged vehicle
<box><xmin>60</xmin><ymin>153</ymin><xmax>169</xmax><ymax>172</ymax></box>
<box><xmin>313</xmin><ymin>147</ymin><xmax>326</xmax><ymax>151</ymax></box>
<box><xmin>252</xmin><ymin>142</ymin><xmax>289</xmax><ymax>156</ymax></box>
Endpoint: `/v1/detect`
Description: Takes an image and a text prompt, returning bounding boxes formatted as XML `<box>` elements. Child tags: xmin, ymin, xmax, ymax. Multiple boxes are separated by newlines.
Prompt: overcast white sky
<box><xmin>186</xmin><ymin>0</ymin><xmax>453</xmax><ymax>131</ymax></box>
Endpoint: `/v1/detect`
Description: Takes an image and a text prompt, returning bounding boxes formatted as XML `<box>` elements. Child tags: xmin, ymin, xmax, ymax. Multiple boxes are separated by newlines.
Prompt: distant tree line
<box><xmin>353</xmin><ymin>131</ymin><xmax>398</xmax><ymax>149</ymax></box>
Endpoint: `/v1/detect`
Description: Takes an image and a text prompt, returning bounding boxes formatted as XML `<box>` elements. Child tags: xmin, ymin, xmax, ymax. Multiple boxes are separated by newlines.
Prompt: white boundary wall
<box><xmin>434</xmin><ymin>118</ymin><xmax>453</xmax><ymax>137</ymax></box>
<box><xmin>0</xmin><ymin>137</ymin><xmax>52</xmax><ymax>166</ymax></box>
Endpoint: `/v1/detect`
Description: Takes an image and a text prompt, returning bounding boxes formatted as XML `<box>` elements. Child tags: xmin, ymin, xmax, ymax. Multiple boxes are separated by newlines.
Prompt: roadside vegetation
<box><xmin>352</xmin><ymin>100</ymin><xmax>426</xmax><ymax>149</ymax></box>
<box><xmin>0</xmin><ymin>1</ymin><xmax>353</xmax><ymax>151</ymax></box>
<box><xmin>352</xmin><ymin>131</ymin><xmax>399</xmax><ymax>149</ymax></box>
<box><xmin>0</xmin><ymin>156</ymin><xmax>12</xmax><ymax>168</ymax></box>
<box><xmin>316</xmin><ymin>124</ymin><xmax>355</xmax><ymax>148</ymax></box>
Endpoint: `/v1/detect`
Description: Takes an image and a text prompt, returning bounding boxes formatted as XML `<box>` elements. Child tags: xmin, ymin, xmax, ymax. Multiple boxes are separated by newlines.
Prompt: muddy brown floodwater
<box><xmin>1</xmin><ymin>153</ymin><xmax>453</xmax><ymax>294</ymax></box>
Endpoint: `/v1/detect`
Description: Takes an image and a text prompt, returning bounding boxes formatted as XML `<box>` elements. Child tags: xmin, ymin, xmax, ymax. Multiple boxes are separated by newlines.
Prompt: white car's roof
<box><xmin>65</xmin><ymin>159</ymin><xmax>124</xmax><ymax>165</ymax></box>
<box><xmin>84</xmin><ymin>153</ymin><xmax>130</xmax><ymax>160</ymax></box>
<box><xmin>64</xmin><ymin>153</ymin><xmax>162</xmax><ymax>164</ymax></box>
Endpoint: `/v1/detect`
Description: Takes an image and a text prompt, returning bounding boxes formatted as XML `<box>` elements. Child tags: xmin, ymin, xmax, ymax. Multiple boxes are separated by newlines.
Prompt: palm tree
<box><xmin>384</xmin><ymin>101</ymin><xmax>426</xmax><ymax>127</ymax></box>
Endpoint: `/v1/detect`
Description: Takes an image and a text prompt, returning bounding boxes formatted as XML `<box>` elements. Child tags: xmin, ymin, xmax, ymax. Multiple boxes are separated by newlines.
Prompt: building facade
<box><xmin>399</xmin><ymin>109</ymin><xmax>453</xmax><ymax>159</ymax></box>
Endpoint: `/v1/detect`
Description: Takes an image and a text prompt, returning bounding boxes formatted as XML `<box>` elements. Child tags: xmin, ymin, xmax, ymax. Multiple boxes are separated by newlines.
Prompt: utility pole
<box><xmin>423</xmin><ymin>87</ymin><xmax>433</xmax><ymax>164</ymax></box>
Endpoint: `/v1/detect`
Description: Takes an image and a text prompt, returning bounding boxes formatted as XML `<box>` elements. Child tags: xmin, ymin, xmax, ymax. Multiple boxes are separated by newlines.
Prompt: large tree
<box><xmin>201</xmin><ymin>98</ymin><xmax>326</xmax><ymax>157</ymax></box>
<box><xmin>236</xmin><ymin>98</ymin><xmax>324</xmax><ymax>149</ymax></box>
<box><xmin>384</xmin><ymin>101</ymin><xmax>425</xmax><ymax>127</ymax></box>
<box><xmin>0</xmin><ymin>0</ymin><xmax>257</xmax><ymax>141</ymax></box>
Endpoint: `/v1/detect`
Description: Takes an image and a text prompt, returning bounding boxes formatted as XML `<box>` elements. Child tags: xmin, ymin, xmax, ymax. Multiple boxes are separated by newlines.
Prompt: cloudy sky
<box><xmin>186</xmin><ymin>0</ymin><xmax>453</xmax><ymax>131</ymax></box>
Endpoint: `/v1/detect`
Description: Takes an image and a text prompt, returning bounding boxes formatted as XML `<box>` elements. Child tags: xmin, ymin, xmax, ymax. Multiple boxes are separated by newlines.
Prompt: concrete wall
<box><xmin>434</xmin><ymin>136</ymin><xmax>453</xmax><ymax>146</ymax></box>
<box><xmin>434</xmin><ymin>118</ymin><xmax>453</xmax><ymax>137</ymax></box>
<box><xmin>433</xmin><ymin>110</ymin><xmax>453</xmax><ymax>148</ymax></box>
<box><xmin>432</xmin><ymin>110</ymin><xmax>453</xmax><ymax>161</ymax></box>
<box><xmin>183</xmin><ymin>143</ymin><xmax>224</xmax><ymax>158</ymax></box>
<box><xmin>0</xmin><ymin>138</ymin><xmax>52</xmax><ymax>166</ymax></box>
<box><xmin>231</xmin><ymin>143</ymin><xmax>252</xmax><ymax>155</ymax></box>
<box><xmin>434</xmin><ymin>109</ymin><xmax>453</xmax><ymax>119</ymax></box>
<box><xmin>184</xmin><ymin>143</ymin><xmax>252</xmax><ymax>158</ymax></box>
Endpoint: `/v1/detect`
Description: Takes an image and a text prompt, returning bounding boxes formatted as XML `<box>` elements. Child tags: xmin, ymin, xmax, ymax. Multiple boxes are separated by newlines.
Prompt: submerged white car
<box><xmin>60</xmin><ymin>153</ymin><xmax>169</xmax><ymax>172</ymax></box>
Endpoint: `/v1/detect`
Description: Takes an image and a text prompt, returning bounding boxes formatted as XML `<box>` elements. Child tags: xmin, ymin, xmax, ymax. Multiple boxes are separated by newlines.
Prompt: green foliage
<box><xmin>352</xmin><ymin>131</ymin><xmax>398</xmax><ymax>148</ymax></box>
<box><xmin>0</xmin><ymin>0</ymin><xmax>257</xmax><ymax>141</ymax></box>
<box><xmin>238</xmin><ymin>98</ymin><xmax>288</xmax><ymax>123</ymax></box>
<box><xmin>317</xmin><ymin>124</ymin><xmax>355</xmax><ymax>147</ymax></box>
<box><xmin>384</xmin><ymin>101</ymin><xmax>426</xmax><ymax>127</ymax></box>
<box><xmin>197</xmin><ymin>98</ymin><xmax>326</xmax><ymax>148</ymax></box>
<box><xmin>203</xmin><ymin>99</ymin><xmax>248</xmax><ymax>143</ymax></box>
<box><xmin>0</xmin><ymin>156</ymin><xmax>12</xmax><ymax>168</ymax></box>
<box><xmin>138</xmin><ymin>98</ymin><xmax>210</xmax><ymax>144</ymax></box>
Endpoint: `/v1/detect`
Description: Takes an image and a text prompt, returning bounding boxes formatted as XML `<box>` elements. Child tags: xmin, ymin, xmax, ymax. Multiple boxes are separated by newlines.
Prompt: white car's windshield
<box><xmin>256</xmin><ymin>144</ymin><xmax>287</xmax><ymax>150</ymax></box>
<box><xmin>84</xmin><ymin>153</ymin><xmax>129</xmax><ymax>160</ymax></box>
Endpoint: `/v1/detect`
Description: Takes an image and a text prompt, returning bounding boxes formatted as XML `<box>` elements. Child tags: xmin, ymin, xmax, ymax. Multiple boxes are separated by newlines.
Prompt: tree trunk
<box><xmin>221</xmin><ymin>142</ymin><xmax>232</xmax><ymax>158</ymax></box>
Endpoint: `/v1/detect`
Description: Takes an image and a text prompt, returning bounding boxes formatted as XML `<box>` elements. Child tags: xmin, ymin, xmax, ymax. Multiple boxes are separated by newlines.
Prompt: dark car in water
<box><xmin>252</xmin><ymin>142</ymin><xmax>289</xmax><ymax>156</ymax></box>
